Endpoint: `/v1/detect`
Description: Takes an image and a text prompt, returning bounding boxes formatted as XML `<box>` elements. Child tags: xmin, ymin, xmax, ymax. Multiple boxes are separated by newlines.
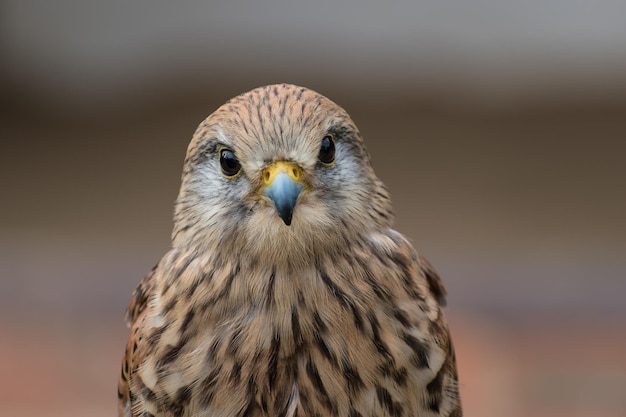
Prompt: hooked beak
<box><xmin>259</xmin><ymin>161</ymin><xmax>306</xmax><ymax>226</ymax></box>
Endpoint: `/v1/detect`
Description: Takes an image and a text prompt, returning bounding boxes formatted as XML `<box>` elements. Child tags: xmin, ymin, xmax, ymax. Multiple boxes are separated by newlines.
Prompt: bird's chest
<box><xmin>147</xmin><ymin>265</ymin><xmax>440</xmax><ymax>417</ymax></box>
<box><xmin>190</xmin><ymin>309</ymin><xmax>432</xmax><ymax>416</ymax></box>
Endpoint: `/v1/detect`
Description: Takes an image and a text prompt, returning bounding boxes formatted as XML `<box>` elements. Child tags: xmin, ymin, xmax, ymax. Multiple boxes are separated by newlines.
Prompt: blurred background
<box><xmin>1</xmin><ymin>1</ymin><xmax>625</xmax><ymax>416</ymax></box>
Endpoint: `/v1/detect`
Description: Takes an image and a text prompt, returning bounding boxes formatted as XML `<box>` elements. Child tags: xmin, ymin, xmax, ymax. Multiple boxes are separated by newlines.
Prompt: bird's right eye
<box><xmin>219</xmin><ymin>147</ymin><xmax>241</xmax><ymax>178</ymax></box>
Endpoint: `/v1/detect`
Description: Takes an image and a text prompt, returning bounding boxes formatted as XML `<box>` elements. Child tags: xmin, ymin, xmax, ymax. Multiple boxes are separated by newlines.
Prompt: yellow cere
<box><xmin>262</xmin><ymin>161</ymin><xmax>303</xmax><ymax>185</ymax></box>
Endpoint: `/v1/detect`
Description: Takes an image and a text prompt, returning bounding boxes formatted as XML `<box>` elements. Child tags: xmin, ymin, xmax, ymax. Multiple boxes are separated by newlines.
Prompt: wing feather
<box><xmin>118</xmin><ymin>264</ymin><xmax>158</xmax><ymax>417</ymax></box>
<box><xmin>417</xmin><ymin>253</ymin><xmax>447</xmax><ymax>307</ymax></box>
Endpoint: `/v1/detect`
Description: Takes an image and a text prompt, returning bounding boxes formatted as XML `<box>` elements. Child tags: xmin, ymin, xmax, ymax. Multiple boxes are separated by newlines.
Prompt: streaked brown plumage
<box><xmin>118</xmin><ymin>84</ymin><xmax>462</xmax><ymax>417</ymax></box>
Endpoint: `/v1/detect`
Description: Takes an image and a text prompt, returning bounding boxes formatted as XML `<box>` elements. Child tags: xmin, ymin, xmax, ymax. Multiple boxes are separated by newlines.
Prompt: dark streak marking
<box><xmin>376</xmin><ymin>385</ymin><xmax>403</xmax><ymax>417</ymax></box>
<box><xmin>393</xmin><ymin>308</ymin><xmax>411</xmax><ymax>327</ymax></box>
<box><xmin>163</xmin><ymin>297</ymin><xmax>177</xmax><ymax>315</ymax></box>
<box><xmin>314</xmin><ymin>331</ymin><xmax>336</xmax><ymax>364</ymax></box>
<box><xmin>179</xmin><ymin>308</ymin><xmax>195</xmax><ymax>335</ymax></box>
<box><xmin>169</xmin><ymin>386</ymin><xmax>192</xmax><ymax>417</ymax></box>
<box><xmin>159</xmin><ymin>341</ymin><xmax>184</xmax><ymax>366</ymax></box>
<box><xmin>228</xmin><ymin>327</ymin><xmax>243</xmax><ymax>354</ymax></box>
<box><xmin>318</xmin><ymin>268</ymin><xmax>364</xmax><ymax>331</ymax></box>
<box><xmin>349</xmin><ymin>407</ymin><xmax>363</xmax><ymax>417</ymax></box>
<box><xmin>198</xmin><ymin>365</ymin><xmax>221</xmax><ymax>407</ymax></box>
<box><xmin>147</xmin><ymin>324</ymin><xmax>169</xmax><ymax>347</ymax></box>
<box><xmin>134</xmin><ymin>375</ymin><xmax>157</xmax><ymax>403</ymax></box>
<box><xmin>402</xmin><ymin>333</ymin><xmax>430</xmax><ymax>368</ymax></box>
<box><xmin>241</xmin><ymin>400</ymin><xmax>258</xmax><ymax>417</ymax></box>
<box><xmin>426</xmin><ymin>362</ymin><xmax>445</xmax><ymax>412</ymax></box>
<box><xmin>230</xmin><ymin>362</ymin><xmax>242</xmax><ymax>383</ymax></box>
<box><xmin>214</xmin><ymin>262</ymin><xmax>239</xmax><ymax>301</ymax></box>
<box><xmin>268</xmin><ymin>334</ymin><xmax>280</xmax><ymax>389</ymax></box>
<box><xmin>186</xmin><ymin>271</ymin><xmax>206</xmax><ymax>301</ymax></box>
<box><xmin>305</xmin><ymin>360</ymin><xmax>336</xmax><ymax>413</ymax></box>
<box><xmin>313</xmin><ymin>311</ymin><xmax>326</xmax><ymax>333</ymax></box>
<box><xmin>266</xmin><ymin>270</ymin><xmax>276</xmax><ymax>307</ymax></box>
<box><xmin>368</xmin><ymin>312</ymin><xmax>392</xmax><ymax>360</ymax></box>
<box><xmin>419</xmin><ymin>253</ymin><xmax>448</xmax><ymax>306</ymax></box>
<box><xmin>292</xmin><ymin>306</ymin><xmax>304</xmax><ymax>348</ymax></box>
<box><xmin>164</xmin><ymin>253</ymin><xmax>198</xmax><ymax>298</ymax></box>
<box><xmin>342</xmin><ymin>357</ymin><xmax>365</xmax><ymax>394</ymax></box>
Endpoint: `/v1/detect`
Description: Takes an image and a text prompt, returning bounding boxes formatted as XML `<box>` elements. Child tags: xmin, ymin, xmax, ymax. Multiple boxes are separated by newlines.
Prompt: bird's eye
<box><xmin>318</xmin><ymin>134</ymin><xmax>335</xmax><ymax>166</ymax></box>
<box><xmin>219</xmin><ymin>147</ymin><xmax>241</xmax><ymax>177</ymax></box>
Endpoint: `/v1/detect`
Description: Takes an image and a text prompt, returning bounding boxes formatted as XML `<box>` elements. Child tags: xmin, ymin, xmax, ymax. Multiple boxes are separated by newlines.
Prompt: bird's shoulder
<box><xmin>119</xmin><ymin>249</ymin><xmax>192</xmax><ymax>417</ymax></box>
<box><xmin>119</xmin><ymin>263</ymin><xmax>157</xmax><ymax>417</ymax></box>
<box><xmin>364</xmin><ymin>229</ymin><xmax>447</xmax><ymax>307</ymax></box>
<box><xmin>124</xmin><ymin>263</ymin><xmax>158</xmax><ymax>327</ymax></box>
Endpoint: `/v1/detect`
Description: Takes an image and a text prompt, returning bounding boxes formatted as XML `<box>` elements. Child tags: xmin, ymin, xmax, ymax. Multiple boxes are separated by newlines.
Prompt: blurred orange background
<box><xmin>1</xmin><ymin>2</ymin><xmax>625</xmax><ymax>416</ymax></box>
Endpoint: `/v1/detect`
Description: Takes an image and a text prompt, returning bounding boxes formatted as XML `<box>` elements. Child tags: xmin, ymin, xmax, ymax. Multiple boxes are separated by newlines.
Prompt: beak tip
<box><xmin>276</xmin><ymin>204</ymin><xmax>294</xmax><ymax>226</ymax></box>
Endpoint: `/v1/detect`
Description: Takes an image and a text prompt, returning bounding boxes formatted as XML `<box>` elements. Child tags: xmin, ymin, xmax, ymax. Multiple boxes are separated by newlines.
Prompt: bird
<box><xmin>118</xmin><ymin>84</ymin><xmax>462</xmax><ymax>417</ymax></box>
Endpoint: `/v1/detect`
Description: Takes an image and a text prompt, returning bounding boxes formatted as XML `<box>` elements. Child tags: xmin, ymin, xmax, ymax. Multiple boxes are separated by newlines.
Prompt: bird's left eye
<box><xmin>318</xmin><ymin>134</ymin><xmax>335</xmax><ymax>165</ymax></box>
<box><xmin>219</xmin><ymin>148</ymin><xmax>241</xmax><ymax>177</ymax></box>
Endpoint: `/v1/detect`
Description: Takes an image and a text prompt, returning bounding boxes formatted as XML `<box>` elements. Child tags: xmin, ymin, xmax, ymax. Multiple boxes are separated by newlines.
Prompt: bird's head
<box><xmin>172</xmin><ymin>84</ymin><xmax>393</xmax><ymax>267</ymax></box>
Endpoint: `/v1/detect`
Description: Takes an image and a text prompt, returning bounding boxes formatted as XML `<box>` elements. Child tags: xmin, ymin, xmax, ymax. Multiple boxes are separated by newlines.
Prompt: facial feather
<box><xmin>172</xmin><ymin>84</ymin><xmax>392</xmax><ymax>267</ymax></box>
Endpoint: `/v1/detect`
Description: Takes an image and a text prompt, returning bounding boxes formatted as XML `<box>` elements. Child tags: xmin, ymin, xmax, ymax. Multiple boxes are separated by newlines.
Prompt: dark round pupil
<box><xmin>220</xmin><ymin>149</ymin><xmax>241</xmax><ymax>176</ymax></box>
<box><xmin>319</xmin><ymin>135</ymin><xmax>335</xmax><ymax>164</ymax></box>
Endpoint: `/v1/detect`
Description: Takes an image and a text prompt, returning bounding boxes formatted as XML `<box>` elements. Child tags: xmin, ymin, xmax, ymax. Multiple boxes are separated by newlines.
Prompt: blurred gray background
<box><xmin>1</xmin><ymin>1</ymin><xmax>625</xmax><ymax>416</ymax></box>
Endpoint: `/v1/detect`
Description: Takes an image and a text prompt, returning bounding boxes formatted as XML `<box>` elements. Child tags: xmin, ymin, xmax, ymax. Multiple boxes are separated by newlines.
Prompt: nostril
<box><xmin>264</xmin><ymin>172</ymin><xmax>270</xmax><ymax>182</ymax></box>
<box><xmin>292</xmin><ymin>168</ymin><xmax>298</xmax><ymax>178</ymax></box>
